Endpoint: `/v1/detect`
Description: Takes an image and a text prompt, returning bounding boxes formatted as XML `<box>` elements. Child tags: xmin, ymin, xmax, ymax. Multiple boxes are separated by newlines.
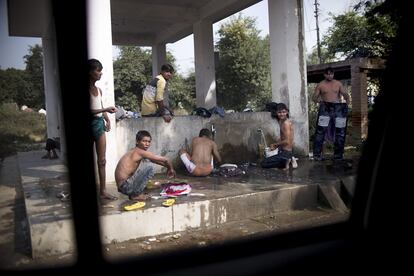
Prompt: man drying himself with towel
<box><xmin>115</xmin><ymin>130</ymin><xmax>176</xmax><ymax>201</ymax></box>
<box><xmin>179</xmin><ymin>128</ymin><xmax>222</xmax><ymax>176</ymax></box>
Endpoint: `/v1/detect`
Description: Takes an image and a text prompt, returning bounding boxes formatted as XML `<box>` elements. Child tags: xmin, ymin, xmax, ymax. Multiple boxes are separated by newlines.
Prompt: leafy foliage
<box><xmin>0</xmin><ymin>44</ymin><xmax>44</xmax><ymax>109</ymax></box>
<box><xmin>0</xmin><ymin>68</ymin><xmax>30</xmax><ymax>106</ymax></box>
<box><xmin>113</xmin><ymin>46</ymin><xmax>152</xmax><ymax>112</ymax></box>
<box><xmin>215</xmin><ymin>15</ymin><xmax>271</xmax><ymax>111</ymax></box>
<box><xmin>0</xmin><ymin>103</ymin><xmax>46</xmax><ymax>159</ymax></box>
<box><xmin>168</xmin><ymin>72</ymin><xmax>196</xmax><ymax>112</ymax></box>
<box><xmin>165</xmin><ymin>52</ymin><xmax>195</xmax><ymax>112</ymax></box>
<box><xmin>113</xmin><ymin>46</ymin><xmax>196</xmax><ymax>113</ymax></box>
<box><xmin>24</xmin><ymin>45</ymin><xmax>45</xmax><ymax>108</ymax></box>
<box><xmin>321</xmin><ymin>2</ymin><xmax>398</xmax><ymax>60</ymax></box>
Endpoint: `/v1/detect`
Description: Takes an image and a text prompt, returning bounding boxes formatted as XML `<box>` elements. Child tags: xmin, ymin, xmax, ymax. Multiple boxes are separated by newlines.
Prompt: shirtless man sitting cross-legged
<box><xmin>115</xmin><ymin>130</ymin><xmax>176</xmax><ymax>201</ymax></box>
<box><xmin>179</xmin><ymin>128</ymin><xmax>222</xmax><ymax>176</ymax></box>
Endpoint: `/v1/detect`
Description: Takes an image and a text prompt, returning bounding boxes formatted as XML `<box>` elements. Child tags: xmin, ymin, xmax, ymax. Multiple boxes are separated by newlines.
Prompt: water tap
<box><xmin>211</xmin><ymin>124</ymin><xmax>216</xmax><ymax>135</ymax></box>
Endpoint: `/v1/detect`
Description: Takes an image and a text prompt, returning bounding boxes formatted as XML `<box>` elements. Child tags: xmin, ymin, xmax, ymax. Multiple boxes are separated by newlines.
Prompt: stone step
<box><xmin>100</xmin><ymin>184</ymin><xmax>319</xmax><ymax>244</ymax></box>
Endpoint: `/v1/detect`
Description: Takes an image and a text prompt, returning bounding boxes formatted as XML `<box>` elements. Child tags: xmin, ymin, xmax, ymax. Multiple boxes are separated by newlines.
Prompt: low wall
<box><xmin>116</xmin><ymin>112</ymin><xmax>308</xmax><ymax>173</ymax></box>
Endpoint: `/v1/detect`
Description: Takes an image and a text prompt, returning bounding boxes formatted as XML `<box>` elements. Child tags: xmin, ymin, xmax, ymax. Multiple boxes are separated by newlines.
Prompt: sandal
<box><xmin>124</xmin><ymin>201</ymin><xmax>146</xmax><ymax>211</ymax></box>
<box><xmin>162</xmin><ymin>198</ymin><xmax>176</xmax><ymax>207</ymax></box>
<box><xmin>56</xmin><ymin>191</ymin><xmax>70</xmax><ymax>201</ymax></box>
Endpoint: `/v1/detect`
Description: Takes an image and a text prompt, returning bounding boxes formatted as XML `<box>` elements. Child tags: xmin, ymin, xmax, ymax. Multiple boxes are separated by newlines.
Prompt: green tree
<box><xmin>113</xmin><ymin>46</ymin><xmax>196</xmax><ymax>113</ymax></box>
<box><xmin>306</xmin><ymin>47</ymin><xmax>334</xmax><ymax>66</ymax></box>
<box><xmin>0</xmin><ymin>45</ymin><xmax>44</xmax><ymax>109</ymax></box>
<box><xmin>215</xmin><ymin>15</ymin><xmax>271</xmax><ymax>111</ymax></box>
<box><xmin>165</xmin><ymin>52</ymin><xmax>196</xmax><ymax>112</ymax></box>
<box><xmin>0</xmin><ymin>68</ymin><xmax>30</xmax><ymax>106</ymax></box>
<box><xmin>322</xmin><ymin>2</ymin><xmax>398</xmax><ymax>60</ymax></box>
<box><xmin>24</xmin><ymin>44</ymin><xmax>44</xmax><ymax>109</ymax></box>
<box><xmin>113</xmin><ymin>46</ymin><xmax>152</xmax><ymax>112</ymax></box>
<box><xmin>168</xmin><ymin>71</ymin><xmax>196</xmax><ymax>112</ymax></box>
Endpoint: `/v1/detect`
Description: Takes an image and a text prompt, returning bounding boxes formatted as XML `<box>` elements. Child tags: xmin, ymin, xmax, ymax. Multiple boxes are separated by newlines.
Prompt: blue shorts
<box><xmin>91</xmin><ymin>117</ymin><xmax>105</xmax><ymax>141</ymax></box>
<box><xmin>261</xmin><ymin>149</ymin><xmax>293</xmax><ymax>169</ymax></box>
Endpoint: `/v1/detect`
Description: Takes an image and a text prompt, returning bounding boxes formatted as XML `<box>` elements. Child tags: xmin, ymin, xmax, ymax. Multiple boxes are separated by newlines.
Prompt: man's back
<box><xmin>191</xmin><ymin>137</ymin><xmax>219</xmax><ymax>165</ymax></box>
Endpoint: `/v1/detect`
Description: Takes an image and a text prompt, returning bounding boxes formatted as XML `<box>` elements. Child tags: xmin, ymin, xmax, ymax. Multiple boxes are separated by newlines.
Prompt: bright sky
<box><xmin>0</xmin><ymin>0</ymin><xmax>356</xmax><ymax>74</ymax></box>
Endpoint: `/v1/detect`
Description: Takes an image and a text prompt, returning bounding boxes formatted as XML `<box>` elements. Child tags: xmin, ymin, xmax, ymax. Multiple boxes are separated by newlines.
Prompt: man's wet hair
<box><xmin>324</xmin><ymin>67</ymin><xmax>334</xmax><ymax>74</ymax></box>
<box><xmin>199</xmin><ymin>128</ymin><xmax>211</xmax><ymax>138</ymax></box>
<box><xmin>88</xmin><ymin>58</ymin><xmax>103</xmax><ymax>72</ymax></box>
<box><xmin>276</xmin><ymin>103</ymin><xmax>288</xmax><ymax>112</ymax></box>
<box><xmin>161</xmin><ymin>64</ymin><xmax>174</xmax><ymax>74</ymax></box>
<box><xmin>271</xmin><ymin>103</ymin><xmax>290</xmax><ymax>119</ymax></box>
<box><xmin>136</xmin><ymin>130</ymin><xmax>152</xmax><ymax>141</ymax></box>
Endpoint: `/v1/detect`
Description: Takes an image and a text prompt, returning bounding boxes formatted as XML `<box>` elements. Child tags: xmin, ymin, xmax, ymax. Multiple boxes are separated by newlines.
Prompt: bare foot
<box><xmin>129</xmin><ymin>193</ymin><xmax>150</xmax><ymax>201</ymax></box>
<box><xmin>41</xmin><ymin>154</ymin><xmax>50</xmax><ymax>159</ymax></box>
<box><xmin>291</xmin><ymin>157</ymin><xmax>298</xmax><ymax>169</ymax></box>
<box><xmin>100</xmin><ymin>192</ymin><xmax>118</xmax><ymax>201</ymax></box>
<box><xmin>282</xmin><ymin>160</ymin><xmax>291</xmax><ymax>170</ymax></box>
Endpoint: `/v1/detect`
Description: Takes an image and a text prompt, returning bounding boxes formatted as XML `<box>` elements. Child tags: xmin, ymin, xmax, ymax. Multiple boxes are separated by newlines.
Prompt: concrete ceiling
<box><xmin>8</xmin><ymin>0</ymin><xmax>262</xmax><ymax>46</ymax></box>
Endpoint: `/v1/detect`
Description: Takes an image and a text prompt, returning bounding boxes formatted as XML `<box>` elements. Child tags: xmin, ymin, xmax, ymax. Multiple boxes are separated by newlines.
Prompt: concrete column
<box><xmin>152</xmin><ymin>44</ymin><xmax>166</xmax><ymax>77</ymax></box>
<box><xmin>87</xmin><ymin>0</ymin><xmax>117</xmax><ymax>182</ymax></box>
<box><xmin>193</xmin><ymin>20</ymin><xmax>216</xmax><ymax>109</ymax></box>
<box><xmin>42</xmin><ymin>7</ymin><xmax>66</xmax><ymax>160</ymax></box>
<box><xmin>268</xmin><ymin>0</ymin><xmax>308</xmax><ymax>155</ymax></box>
<box><xmin>351</xmin><ymin>64</ymin><xmax>368</xmax><ymax>140</ymax></box>
<box><xmin>42</xmin><ymin>30</ymin><xmax>60</xmax><ymax>138</ymax></box>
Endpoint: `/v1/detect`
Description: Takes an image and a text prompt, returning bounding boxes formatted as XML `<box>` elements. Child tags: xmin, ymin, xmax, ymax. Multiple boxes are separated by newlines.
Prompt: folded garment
<box><xmin>160</xmin><ymin>182</ymin><xmax>192</xmax><ymax>197</ymax></box>
<box><xmin>220</xmin><ymin>163</ymin><xmax>238</xmax><ymax>168</ymax></box>
<box><xmin>218</xmin><ymin>166</ymin><xmax>245</xmax><ymax>177</ymax></box>
<box><xmin>265</xmin><ymin>147</ymin><xmax>279</xmax><ymax>158</ymax></box>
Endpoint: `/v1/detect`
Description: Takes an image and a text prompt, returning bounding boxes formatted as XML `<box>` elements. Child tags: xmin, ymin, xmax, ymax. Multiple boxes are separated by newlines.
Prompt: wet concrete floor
<box><xmin>0</xmin><ymin>151</ymin><xmax>359</xmax><ymax>269</ymax></box>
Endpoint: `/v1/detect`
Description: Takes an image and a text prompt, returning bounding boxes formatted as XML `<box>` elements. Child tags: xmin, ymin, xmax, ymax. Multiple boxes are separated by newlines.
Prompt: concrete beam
<box><xmin>112</xmin><ymin>32</ymin><xmax>156</xmax><ymax>46</ymax></box>
<box><xmin>155</xmin><ymin>23</ymin><xmax>193</xmax><ymax>44</ymax></box>
<box><xmin>194</xmin><ymin>20</ymin><xmax>216</xmax><ymax>109</ymax></box>
<box><xmin>156</xmin><ymin>0</ymin><xmax>261</xmax><ymax>43</ymax></box>
<box><xmin>7</xmin><ymin>0</ymin><xmax>48</xmax><ymax>37</ymax></box>
<box><xmin>200</xmin><ymin>0</ymin><xmax>260</xmax><ymax>23</ymax></box>
<box><xmin>111</xmin><ymin>2</ymin><xmax>199</xmax><ymax>23</ymax></box>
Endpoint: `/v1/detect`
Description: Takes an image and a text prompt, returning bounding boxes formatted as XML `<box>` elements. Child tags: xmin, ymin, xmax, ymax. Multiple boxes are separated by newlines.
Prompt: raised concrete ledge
<box><xmin>30</xmin><ymin>219</ymin><xmax>76</xmax><ymax>258</ymax></box>
<box><xmin>100</xmin><ymin>184</ymin><xmax>318</xmax><ymax>244</ymax></box>
<box><xmin>17</xmin><ymin>151</ymin><xmax>358</xmax><ymax>258</ymax></box>
<box><xmin>17</xmin><ymin>151</ymin><xmax>77</xmax><ymax>259</ymax></box>
<box><xmin>19</xmin><ymin>150</ymin><xmax>319</xmax><ymax>257</ymax></box>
